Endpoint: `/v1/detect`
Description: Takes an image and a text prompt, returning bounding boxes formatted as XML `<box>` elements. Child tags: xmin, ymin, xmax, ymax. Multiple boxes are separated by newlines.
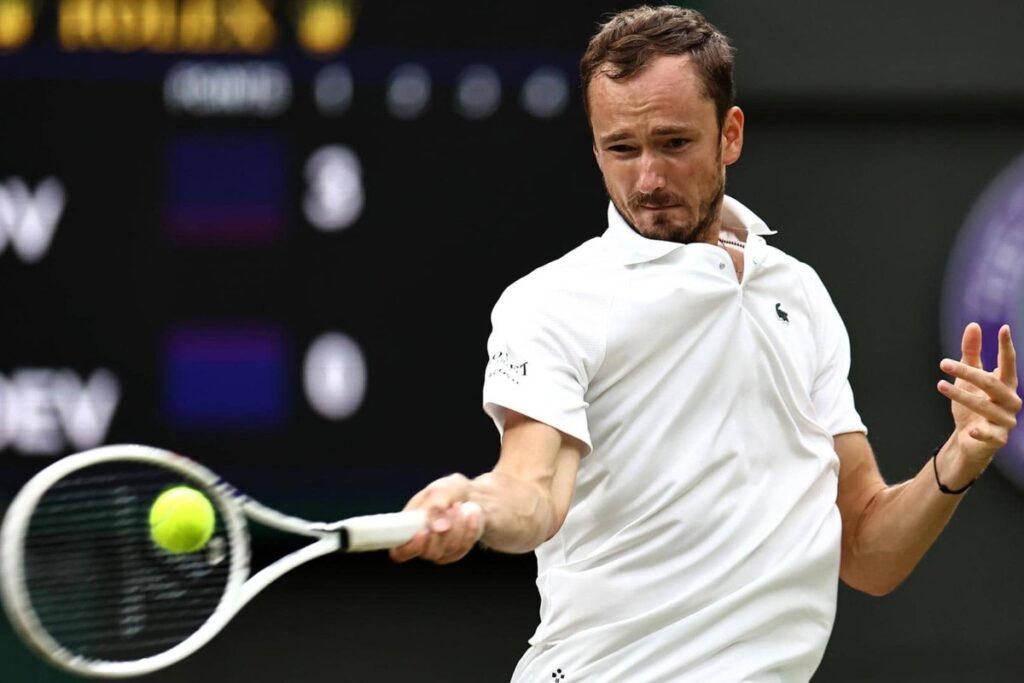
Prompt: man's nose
<box><xmin>636</xmin><ymin>153</ymin><xmax>666</xmax><ymax>194</ymax></box>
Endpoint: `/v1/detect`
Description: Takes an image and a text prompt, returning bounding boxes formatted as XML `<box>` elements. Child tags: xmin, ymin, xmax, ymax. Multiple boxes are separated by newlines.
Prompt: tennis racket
<box><xmin>0</xmin><ymin>444</ymin><xmax>478</xmax><ymax>678</ymax></box>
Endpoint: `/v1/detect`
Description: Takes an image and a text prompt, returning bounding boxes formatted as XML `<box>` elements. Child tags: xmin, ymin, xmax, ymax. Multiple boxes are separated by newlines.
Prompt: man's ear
<box><xmin>721</xmin><ymin>106</ymin><xmax>744</xmax><ymax>166</ymax></box>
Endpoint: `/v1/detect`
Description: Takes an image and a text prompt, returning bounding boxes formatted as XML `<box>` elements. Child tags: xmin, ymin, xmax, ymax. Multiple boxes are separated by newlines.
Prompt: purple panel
<box><xmin>164</xmin><ymin>136</ymin><xmax>287</xmax><ymax>245</ymax></box>
<box><xmin>164</xmin><ymin>324</ymin><xmax>288</xmax><ymax>429</ymax></box>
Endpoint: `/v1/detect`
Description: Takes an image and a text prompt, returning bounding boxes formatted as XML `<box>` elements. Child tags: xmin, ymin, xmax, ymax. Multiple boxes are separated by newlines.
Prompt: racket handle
<box><xmin>340</xmin><ymin>502</ymin><xmax>485</xmax><ymax>552</ymax></box>
<box><xmin>341</xmin><ymin>510</ymin><xmax>428</xmax><ymax>552</ymax></box>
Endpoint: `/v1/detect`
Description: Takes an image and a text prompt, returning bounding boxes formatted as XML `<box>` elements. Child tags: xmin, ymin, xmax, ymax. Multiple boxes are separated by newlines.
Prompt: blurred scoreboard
<box><xmin>0</xmin><ymin>0</ymin><xmax>603</xmax><ymax>509</ymax></box>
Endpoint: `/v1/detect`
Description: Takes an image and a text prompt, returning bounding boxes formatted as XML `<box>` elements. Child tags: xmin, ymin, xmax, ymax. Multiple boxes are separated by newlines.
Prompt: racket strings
<box><xmin>25</xmin><ymin>608</ymin><xmax>230</xmax><ymax>640</ymax></box>
<box><xmin>20</xmin><ymin>462</ymin><xmax>236</xmax><ymax>662</ymax></box>
<box><xmin>26</xmin><ymin>590</ymin><xmax>230</xmax><ymax>637</ymax></box>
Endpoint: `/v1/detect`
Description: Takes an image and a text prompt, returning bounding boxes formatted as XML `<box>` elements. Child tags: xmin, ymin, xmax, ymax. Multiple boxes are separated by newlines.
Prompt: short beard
<box><xmin>613</xmin><ymin>166</ymin><xmax>726</xmax><ymax>245</ymax></box>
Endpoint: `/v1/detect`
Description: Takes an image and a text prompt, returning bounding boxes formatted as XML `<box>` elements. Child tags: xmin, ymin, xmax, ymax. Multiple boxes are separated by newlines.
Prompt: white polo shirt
<box><xmin>483</xmin><ymin>196</ymin><xmax>866</xmax><ymax>682</ymax></box>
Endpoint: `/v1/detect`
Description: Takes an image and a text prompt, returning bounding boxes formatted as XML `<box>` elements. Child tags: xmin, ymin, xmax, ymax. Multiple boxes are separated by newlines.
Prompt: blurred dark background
<box><xmin>2</xmin><ymin>1</ymin><xmax>1023</xmax><ymax>680</ymax></box>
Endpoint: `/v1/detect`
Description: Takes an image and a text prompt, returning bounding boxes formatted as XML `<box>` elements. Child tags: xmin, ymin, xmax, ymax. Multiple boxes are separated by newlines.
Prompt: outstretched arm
<box><xmin>836</xmin><ymin>323</ymin><xmax>1021</xmax><ymax>596</ymax></box>
<box><xmin>389</xmin><ymin>410</ymin><xmax>584</xmax><ymax>564</ymax></box>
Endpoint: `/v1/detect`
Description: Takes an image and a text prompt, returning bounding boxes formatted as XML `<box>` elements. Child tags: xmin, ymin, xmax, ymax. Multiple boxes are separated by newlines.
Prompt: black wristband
<box><xmin>932</xmin><ymin>446</ymin><xmax>975</xmax><ymax>495</ymax></box>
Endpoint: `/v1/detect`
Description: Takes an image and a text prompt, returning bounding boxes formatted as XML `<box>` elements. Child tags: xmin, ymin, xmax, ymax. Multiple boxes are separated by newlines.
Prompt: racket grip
<box><xmin>341</xmin><ymin>502</ymin><xmax>484</xmax><ymax>552</ymax></box>
<box><xmin>342</xmin><ymin>510</ymin><xmax>428</xmax><ymax>552</ymax></box>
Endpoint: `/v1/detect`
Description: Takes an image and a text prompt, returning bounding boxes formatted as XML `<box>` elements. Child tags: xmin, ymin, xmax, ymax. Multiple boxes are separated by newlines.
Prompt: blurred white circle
<box><xmin>314</xmin><ymin>63</ymin><xmax>354</xmax><ymax>116</ymax></box>
<box><xmin>520</xmin><ymin>67</ymin><xmax>569</xmax><ymax>119</ymax></box>
<box><xmin>387</xmin><ymin>64</ymin><xmax>431</xmax><ymax>120</ymax></box>
<box><xmin>304</xmin><ymin>332</ymin><xmax>367</xmax><ymax>420</ymax></box>
<box><xmin>303</xmin><ymin>145</ymin><xmax>364</xmax><ymax>232</ymax></box>
<box><xmin>455</xmin><ymin>65</ymin><xmax>501</xmax><ymax>120</ymax></box>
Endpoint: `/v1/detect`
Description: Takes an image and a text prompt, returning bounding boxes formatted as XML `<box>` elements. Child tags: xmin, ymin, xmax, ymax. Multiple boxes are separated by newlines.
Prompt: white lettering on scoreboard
<box><xmin>303</xmin><ymin>146</ymin><xmax>363</xmax><ymax>232</ymax></box>
<box><xmin>0</xmin><ymin>177</ymin><xmax>66</xmax><ymax>264</ymax></box>
<box><xmin>303</xmin><ymin>333</ymin><xmax>366</xmax><ymax>420</ymax></box>
<box><xmin>0</xmin><ymin>368</ymin><xmax>121</xmax><ymax>455</ymax></box>
<box><xmin>164</xmin><ymin>61</ymin><xmax>293</xmax><ymax>117</ymax></box>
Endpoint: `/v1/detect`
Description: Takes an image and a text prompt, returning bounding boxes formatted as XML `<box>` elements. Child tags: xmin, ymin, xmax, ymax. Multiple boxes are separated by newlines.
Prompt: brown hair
<box><xmin>580</xmin><ymin>6</ymin><xmax>736</xmax><ymax>125</ymax></box>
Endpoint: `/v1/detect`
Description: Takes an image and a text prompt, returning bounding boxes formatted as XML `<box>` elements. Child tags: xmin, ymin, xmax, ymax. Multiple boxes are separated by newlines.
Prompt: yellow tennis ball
<box><xmin>149</xmin><ymin>486</ymin><xmax>215</xmax><ymax>554</ymax></box>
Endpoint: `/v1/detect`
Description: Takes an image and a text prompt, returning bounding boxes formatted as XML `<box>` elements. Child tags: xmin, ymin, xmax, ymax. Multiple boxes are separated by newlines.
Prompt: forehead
<box><xmin>588</xmin><ymin>54</ymin><xmax>715</xmax><ymax>135</ymax></box>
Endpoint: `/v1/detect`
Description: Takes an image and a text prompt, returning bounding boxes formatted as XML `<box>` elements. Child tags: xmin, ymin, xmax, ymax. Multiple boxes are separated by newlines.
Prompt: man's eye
<box><xmin>609</xmin><ymin>145</ymin><xmax>634</xmax><ymax>153</ymax></box>
<box><xmin>666</xmin><ymin>138</ymin><xmax>689</xmax><ymax>149</ymax></box>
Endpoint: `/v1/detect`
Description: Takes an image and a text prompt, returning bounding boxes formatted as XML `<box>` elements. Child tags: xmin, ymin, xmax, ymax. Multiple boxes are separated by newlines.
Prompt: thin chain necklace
<box><xmin>717</xmin><ymin>236</ymin><xmax>745</xmax><ymax>281</ymax></box>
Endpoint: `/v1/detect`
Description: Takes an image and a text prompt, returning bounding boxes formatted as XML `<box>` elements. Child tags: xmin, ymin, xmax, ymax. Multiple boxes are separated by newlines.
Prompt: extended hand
<box><xmin>388</xmin><ymin>474</ymin><xmax>485</xmax><ymax>565</ymax></box>
<box><xmin>937</xmin><ymin>323</ymin><xmax>1022</xmax><ymax>468</ymax></box>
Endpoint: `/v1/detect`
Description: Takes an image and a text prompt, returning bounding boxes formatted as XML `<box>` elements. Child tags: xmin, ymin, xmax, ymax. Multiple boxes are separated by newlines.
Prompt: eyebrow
<box><xmin>651</xmin><ymin>125</ymin><xmax>697</xmax><ymax>136</ymax></box>
<box><xmin>598</xmin><ymin>131</ymin><xmax>633</xmax><ymax>145</ymax></box>
<box><xmin>598</xmin><ymin>126</ymin><xmax>698</xmax><ymax>146</ymax></box>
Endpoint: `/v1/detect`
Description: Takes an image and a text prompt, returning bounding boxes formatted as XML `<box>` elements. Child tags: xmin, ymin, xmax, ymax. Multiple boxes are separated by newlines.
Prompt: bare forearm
<box><xmin>389</xmin><ymin>412</ymin><xmax>582</xmax><ymax>565</ymax></box>
<box><xmin>837</xmin><ymin>326</ymin><xmax>1019</xmax><ymax>595</ymax></box>
<box><xmin>843</xmin><ymin>438</ymin><xmax>979</xmax><ymax>595</ymax></box>
<box><xmin>468</xmin><ymin>413</ymin><xmax>581</xmax><ymax>554</ymax></box>
<box><xmin>471</xmin><ymin>471</ymin><xmax>559</xmax><ymax>553</ymax></box>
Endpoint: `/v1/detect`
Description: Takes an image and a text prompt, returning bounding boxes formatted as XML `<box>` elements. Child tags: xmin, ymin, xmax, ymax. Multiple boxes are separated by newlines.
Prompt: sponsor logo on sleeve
<box><xmin>486</xmin><ymin>350</ymin><xmax>528</xmax><ymax>385</ymax></box>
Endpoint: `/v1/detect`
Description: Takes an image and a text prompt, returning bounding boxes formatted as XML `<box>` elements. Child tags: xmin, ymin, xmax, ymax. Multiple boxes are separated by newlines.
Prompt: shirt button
<box><xmin>718</xmin><ymin>262</ymin><xmax>725</xmax><ymax>270</ymax></box>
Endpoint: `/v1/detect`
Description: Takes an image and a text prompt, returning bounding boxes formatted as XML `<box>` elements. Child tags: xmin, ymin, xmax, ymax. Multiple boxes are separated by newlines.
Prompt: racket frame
<box><xmin>0</xmin><ymin>444</ymin><xmax>427</xmax><ymax>678</ymax></box>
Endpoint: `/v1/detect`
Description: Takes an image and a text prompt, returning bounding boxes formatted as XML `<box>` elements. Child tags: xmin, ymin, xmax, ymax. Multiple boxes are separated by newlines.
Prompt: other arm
<box><xmin>389</xmin><ymin>410</ymin><xmax>584</xmax><ymax>564</ymax></box>
<box><xmin>836</xmin><ymin>323</ymin><xmax>1021</xmax><ymax>595</ymax></box>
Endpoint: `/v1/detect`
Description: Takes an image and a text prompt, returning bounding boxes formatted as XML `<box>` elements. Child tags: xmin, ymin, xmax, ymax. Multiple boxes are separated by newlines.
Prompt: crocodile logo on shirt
<box><xmin>776</xmin><ymin>302</ymin><xmax>790</xmax><ymax>324</ymax></box>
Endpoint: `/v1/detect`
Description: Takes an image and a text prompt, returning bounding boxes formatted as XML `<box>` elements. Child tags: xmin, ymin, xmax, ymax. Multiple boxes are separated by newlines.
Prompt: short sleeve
<box><xmin>801</xmin><ymin>265</ymin><xmax>868</xmax><ymax>437</ymax></box>
<box><xmin>482</xmin><ymin>278</ymin><xmax>605</xmax><ymax>453</ymax></box>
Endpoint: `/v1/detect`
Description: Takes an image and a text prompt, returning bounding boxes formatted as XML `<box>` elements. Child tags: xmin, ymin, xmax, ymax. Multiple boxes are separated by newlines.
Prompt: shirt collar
<box><xmin>721</xmin><ymin>195</ymin><xmax>776</xmax><ymax>238</ymax></box>
<box><xmin>601</xmin><ymin>195</ymin><xmax>777</xmax><ymax>265</ymax></box>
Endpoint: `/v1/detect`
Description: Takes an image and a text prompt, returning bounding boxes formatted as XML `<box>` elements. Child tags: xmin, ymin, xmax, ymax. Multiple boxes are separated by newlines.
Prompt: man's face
<box><xmin>589</xmin><ymin>54</ymin><xmax>744</xmax><ymax>244</ymax></box>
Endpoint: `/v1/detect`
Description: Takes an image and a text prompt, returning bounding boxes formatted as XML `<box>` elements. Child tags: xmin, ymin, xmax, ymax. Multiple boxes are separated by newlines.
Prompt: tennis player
<box><xmin>391</xmin><ymin>6</ymin><xmax>1022</xmax><ymax>681</ymax></box>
